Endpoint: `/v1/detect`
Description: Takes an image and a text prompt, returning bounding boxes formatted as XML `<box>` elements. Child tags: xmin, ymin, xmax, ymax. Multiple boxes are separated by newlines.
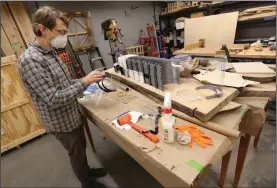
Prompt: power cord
<box><xmin>97</xmin><ymin>75</ymin><xmax>116</xmax><ymax>93</ymax></box>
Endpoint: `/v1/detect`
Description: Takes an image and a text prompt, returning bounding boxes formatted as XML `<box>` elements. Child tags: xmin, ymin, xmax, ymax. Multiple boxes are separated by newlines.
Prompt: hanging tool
<box><xmin>117</xmin><ymin>113</ymin><xmax>160</xmax><ymax>143</ymax></box>
<box><xmin>101</xmin><ymin>19</ymin><xmax>124</xmax><ymax>64</ymax></box>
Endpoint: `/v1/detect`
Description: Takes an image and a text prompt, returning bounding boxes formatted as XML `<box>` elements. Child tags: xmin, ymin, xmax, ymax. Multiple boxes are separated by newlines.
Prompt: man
<box><xmin>18</xmin><ymin>6</ymin><xmax>107</xmax><ymax>188</ymax></box>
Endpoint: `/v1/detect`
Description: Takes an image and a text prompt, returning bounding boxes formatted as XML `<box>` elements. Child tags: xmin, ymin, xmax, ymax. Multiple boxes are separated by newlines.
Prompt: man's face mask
<box><xmin>50</xmin><ymin>33</ymin><xmax>68</xmax><ymax>49</ymax></box>
<box><xmin>39</xmin><ymin>24</ymin><xmax>68</xmax><ymax>49</ymax></box>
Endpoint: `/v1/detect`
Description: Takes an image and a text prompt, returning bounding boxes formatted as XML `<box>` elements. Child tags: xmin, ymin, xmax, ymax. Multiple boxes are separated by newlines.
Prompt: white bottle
<box><xmin>161</xmin><ymin>92</ymin><xmax>175</xmax><ymax>143</ymax></box>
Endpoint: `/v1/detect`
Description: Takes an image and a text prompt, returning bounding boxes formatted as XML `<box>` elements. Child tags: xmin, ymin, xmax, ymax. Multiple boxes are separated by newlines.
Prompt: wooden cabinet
<box><xmin>1</xmin><ymin>55</ymin><xmax>45</xmax><ymax>153</ymax></box>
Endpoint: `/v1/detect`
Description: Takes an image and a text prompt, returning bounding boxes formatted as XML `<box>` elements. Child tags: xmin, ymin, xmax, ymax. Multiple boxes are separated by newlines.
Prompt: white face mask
<box><xmin>51</xmin><ymin>35</ymin><xmax>68</xmax><ymax>49</ymax></box>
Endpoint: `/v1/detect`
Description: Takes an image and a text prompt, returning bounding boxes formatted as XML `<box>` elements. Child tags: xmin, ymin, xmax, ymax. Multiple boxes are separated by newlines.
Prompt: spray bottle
<box><xmin>161</xmin><ymin>92</ymin><xmax>176</xmax><ymax>143</ymax></box>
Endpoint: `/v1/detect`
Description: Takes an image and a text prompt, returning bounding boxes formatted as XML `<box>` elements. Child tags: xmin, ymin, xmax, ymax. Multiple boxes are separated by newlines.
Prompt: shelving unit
<box><xmin>159</xmin><ymin>1</ymin><xmax>276</xmax><ymax>59</ymax></box>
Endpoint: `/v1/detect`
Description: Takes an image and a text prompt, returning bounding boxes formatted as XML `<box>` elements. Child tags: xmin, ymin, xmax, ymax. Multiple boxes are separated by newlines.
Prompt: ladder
<box><xmin>87</xmin><ymin>47</ymin><xmax>107</xmax><ymax>72</ymax></box>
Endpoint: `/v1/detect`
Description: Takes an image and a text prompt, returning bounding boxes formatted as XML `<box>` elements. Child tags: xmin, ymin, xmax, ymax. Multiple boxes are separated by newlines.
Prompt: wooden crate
<box><xmin>65</xmin><ymin>11</ymin><xmax>95</xmax><ymax>54</ymax></box>
<box><xmin>1</xmin><ymin>55</ymin><xmax>46</xmax><ymax>153</ymax></box>
<box><xmin>125</xmin><ymin>45</ymin><xmax>144</xmax><ymax>56</ymax></box>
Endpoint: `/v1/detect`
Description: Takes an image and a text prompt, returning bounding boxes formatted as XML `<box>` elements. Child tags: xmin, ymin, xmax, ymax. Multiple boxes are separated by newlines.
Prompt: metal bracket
<box><xmin>195</xmin><ymin>85</ymin><xmax>222</xmax><ymax>99</ymax></box>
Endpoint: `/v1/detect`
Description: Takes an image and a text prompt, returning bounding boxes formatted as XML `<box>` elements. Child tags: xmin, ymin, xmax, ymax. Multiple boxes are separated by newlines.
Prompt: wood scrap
<box><xmin>184</xmin><ymin>39</ymin><xmax>205</xmax><ymax>50</ymax></box>
<box><xmin>219</xmin><ymin>101</ymin><xmax>242</xmax><ymax>112</ymax></box>
<box><xmin>191</xmin><ymin>12</ymin><xmax>204</xmax><ymax>18</ymax></box>
<box><xmin>193</xmin><ymin>69</ymin><xmax>260</xmax><ymax>88</ymax></box>
<box><xmin>239</xmin><ymin>82</ymin><xmax>276</xmax><ymax>100</ymax></box>
<box><xmin>232</xmin><ymin>62</ymin><xmax>275</xmax><ymax>74</ymax></box>
<box><xmin>233</xmin><ymin>97</ymin><xmax>270</xmax><ymax>109</ymax></box>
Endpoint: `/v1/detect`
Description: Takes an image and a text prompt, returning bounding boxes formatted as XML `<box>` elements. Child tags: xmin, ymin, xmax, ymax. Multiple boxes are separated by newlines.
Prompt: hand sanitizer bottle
<box><xmin>161</xmin><ymin>92</ymin><xmax>175</xmax><ymax>143</ymax></box>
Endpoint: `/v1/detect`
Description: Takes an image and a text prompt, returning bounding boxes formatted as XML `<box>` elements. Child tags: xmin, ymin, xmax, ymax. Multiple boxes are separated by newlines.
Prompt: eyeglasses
<box><xmin>52</xmin><ymin>28</ymin><xmax>68</xmax><ymax>36</ymax></box>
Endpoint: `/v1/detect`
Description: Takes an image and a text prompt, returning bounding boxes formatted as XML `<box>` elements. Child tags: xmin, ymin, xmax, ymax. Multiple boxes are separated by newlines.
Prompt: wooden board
<box><xmin>194</xmin><ymin>61</ymin><xmax>275</xmax><ymax>83</ymax></box>
<box><xmin>232</xmin><ymin>62</ymin><xmax>275</xmax><ymax>74</ymax></box>
<box><xmin>239</xmin><ymin>82</ymin><xmax>276</xmax><ymax>100</ymax></box>
<box><xmin>233</xmin><ymin>97</ymin><xmax>269</xmax><ymax>110</ymax></box>
<box><xmin>1</xmin><ymin>55</ymin><xmax>45</xmax><ymax>153</ymax></box>
<box><xmin>184</xmin><ymin>12</ymin><xmax>239</xmax><ymax>48</ymax></box>
<box><xmin>190</xmin><ymin>11</ymin><xmax>204</xmax><ymax>18</ymax></box>
<box><xmin>1</xmin><ymin>2</ymin><xmax>26</xmax><ymax>56</ymax></box>
<box><xmin>106</xmin><ymin>69</ymin><xmax>239</xmax><ymax>122</ymax></box>
<box><xmin>78</xmin><ymin>88</ymin><xmax>233</xmax><ymax>187</ymax></box>
<box><xmin>229</xmin><ymin>67</ymin><xmax>276</xmax><ymax>83</ymax></box>
<box><xmin>173</xmin><ymin>46</ymin><xmax>276</xmax><ymax>59</ymax></box>
<box><xmin>7</xmin><ymin>2</ymin><xmax>35</xmax><ymax>46</ymax></box>
<box><xmin>219</xmin><ymin>101</ymin><xmax>242</xmax><ymax>112</ymax></box>
<box><xmin>1</xmin><ymin>26</ymin><xmax>14</xmax><ymax>56</ymax></box>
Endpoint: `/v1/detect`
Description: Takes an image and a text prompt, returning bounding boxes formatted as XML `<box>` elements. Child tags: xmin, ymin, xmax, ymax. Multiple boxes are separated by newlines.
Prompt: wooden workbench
<box><xmin>173</xmin><ymin>46</ymin><xmax>276</xmax><ymax>60</ymax></box>
<box><xmin>78</xmin><ymin>86</ymin><xmax>253</xmax><ymax>187</ymax></box>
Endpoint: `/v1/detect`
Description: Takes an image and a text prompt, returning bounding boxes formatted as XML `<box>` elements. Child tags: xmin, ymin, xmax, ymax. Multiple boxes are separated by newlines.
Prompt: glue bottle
<box><xmin>161</xmin><ymin>92</ymin><xmax>176</xmax><ymax>143</ymax></box>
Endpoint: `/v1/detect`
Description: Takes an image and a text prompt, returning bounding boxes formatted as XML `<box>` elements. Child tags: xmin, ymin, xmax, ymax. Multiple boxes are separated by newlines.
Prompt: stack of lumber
<box><xmin>1</xmin><ymin>2</ymin><xmax>34</xmax><ymax>57</ymax></box>
<box><xmin>238</xmin><ymin>5</ymin><xmax>276</xmax><ymax>21</ymax></box>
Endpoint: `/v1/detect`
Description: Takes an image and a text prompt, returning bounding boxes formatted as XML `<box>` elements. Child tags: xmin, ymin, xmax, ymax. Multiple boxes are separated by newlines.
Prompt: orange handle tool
<box><xmin>129</xmin><ymin>122</ymin><xmax>160</xmax><ymax>143</ymax></box>
<box><xmin>117</xmin><ymin>113</ymin><xmax>159</xmax><ymax>143</ymax></box>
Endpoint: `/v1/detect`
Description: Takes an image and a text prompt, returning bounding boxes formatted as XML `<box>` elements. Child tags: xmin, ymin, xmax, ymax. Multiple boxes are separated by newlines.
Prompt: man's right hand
<box><xmin>82</xmin><ymin>71</ymin><xmax>103</xmax><ymax>85</ymax></box>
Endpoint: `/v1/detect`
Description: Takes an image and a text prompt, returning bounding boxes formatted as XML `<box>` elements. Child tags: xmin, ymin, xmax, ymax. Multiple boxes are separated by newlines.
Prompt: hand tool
<box><xmin>117</xmin><ymin>113</ymin><xmax>160</xmax><ymax>143</ymax></box>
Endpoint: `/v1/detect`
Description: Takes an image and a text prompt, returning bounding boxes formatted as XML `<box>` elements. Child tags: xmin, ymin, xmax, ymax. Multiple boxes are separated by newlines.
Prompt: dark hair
<box><xmin>32</xmin><ymin>6</ymin><xmax>69</xmax><ymax>37</ymax></box>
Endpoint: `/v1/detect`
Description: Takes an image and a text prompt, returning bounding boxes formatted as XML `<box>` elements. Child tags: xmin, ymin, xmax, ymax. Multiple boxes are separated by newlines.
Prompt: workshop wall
<box><xmin>23</xmin><ymin>1</ymin><xmax>163</xmax><ymax>74</ymax></box>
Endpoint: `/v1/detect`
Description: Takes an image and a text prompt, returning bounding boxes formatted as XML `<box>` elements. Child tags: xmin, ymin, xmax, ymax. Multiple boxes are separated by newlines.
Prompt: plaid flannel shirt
<box><xmin>18</xmin><ymin>42</ymin><xmax>87</xmax><ymax>132</ymax></box>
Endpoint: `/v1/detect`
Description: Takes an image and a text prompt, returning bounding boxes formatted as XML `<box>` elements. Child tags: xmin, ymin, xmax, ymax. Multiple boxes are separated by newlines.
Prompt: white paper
<box><xmin>112</xmin><ymin>111</ymin><xmax>142</xmax><ymax>131</ymax></box>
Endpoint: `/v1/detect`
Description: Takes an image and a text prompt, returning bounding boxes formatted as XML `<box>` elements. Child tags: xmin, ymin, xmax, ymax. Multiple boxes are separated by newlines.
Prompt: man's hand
<box><xmin>82</xmin><ymin>71</ymin><xmax>103</xmax><ymax>85</ymax></box>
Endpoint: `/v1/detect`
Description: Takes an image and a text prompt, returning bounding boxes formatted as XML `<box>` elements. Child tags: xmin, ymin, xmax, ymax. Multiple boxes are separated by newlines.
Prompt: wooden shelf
<box><xmin>238</xmin><ymin>11</ymin><xmax>276</xmax><ymax>22</ymax></box>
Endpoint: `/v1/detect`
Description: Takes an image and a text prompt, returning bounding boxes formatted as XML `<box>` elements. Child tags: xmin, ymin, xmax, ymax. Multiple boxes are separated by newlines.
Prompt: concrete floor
<box><xmin>1</xmin><ymin>107</ymin><xmax>276</xmax><ymax>187</ymax></box>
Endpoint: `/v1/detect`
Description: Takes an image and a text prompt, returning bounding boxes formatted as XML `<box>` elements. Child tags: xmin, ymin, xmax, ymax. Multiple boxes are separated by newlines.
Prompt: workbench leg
<box><xmin>191</xmin><ymin>164</ymin><xmax>212</xmax><ymax>188</ymax></box>
<box><xmin>253</xmin><ymin>124</ymin><xmax>264</xmax><ymax>148</ymax></box>
<box><xmin>83</xmin><ymin>117</ymin><xmax>96</xmax><ymax>152</ymax></box>
<box><xmin>219</xmin><ymin>150</ymin><xmax>232</xmax><ymax>188</ymax></box>
<box><xmin>233</xmin><ymin>133</ymin><xmax>251</xmax><ymax>188</ymax></box>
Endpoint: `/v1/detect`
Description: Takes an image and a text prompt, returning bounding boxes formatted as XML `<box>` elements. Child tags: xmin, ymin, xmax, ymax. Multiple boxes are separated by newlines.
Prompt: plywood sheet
<box><xmin>78</xmin><ymin>88</ymin><xmax>232</xmax><ymax>187</ymax></box>
<box><xmin>232</xmin><ymin>62</ymin><xmax>275</xmax><ymax>74</ymax></box>
<box><xmin>106</xmin><ymin>69</ymin><xmax>239</xmax><ymax>122</ymax></box>
<box><xmin>1</xmin><ymin>26</ymin><xmax>14</xmax><ymax>56</ymax></box>
<box><xmin>233</xmin><ymin>97</ymin><xmax>269</xmax><ymax>110</ymax></box>
<box><xmin>184</xmin><ymin>12</ymin><xmax>239</xmax><ymax>48</ymax></box>
<box><xmin>7</xmin><ymin>2</ymin><xmax>35</xmax><ymax>46</ymax></box>
<box><xmin>1</xmin><ymin>2</ymin><xmax>26</xmax><ymax>56</ymax></box>
<box><xmin>239</xmin><ymin>82</ymin><xmax>276</xmax><ymax>100</ymax></box>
